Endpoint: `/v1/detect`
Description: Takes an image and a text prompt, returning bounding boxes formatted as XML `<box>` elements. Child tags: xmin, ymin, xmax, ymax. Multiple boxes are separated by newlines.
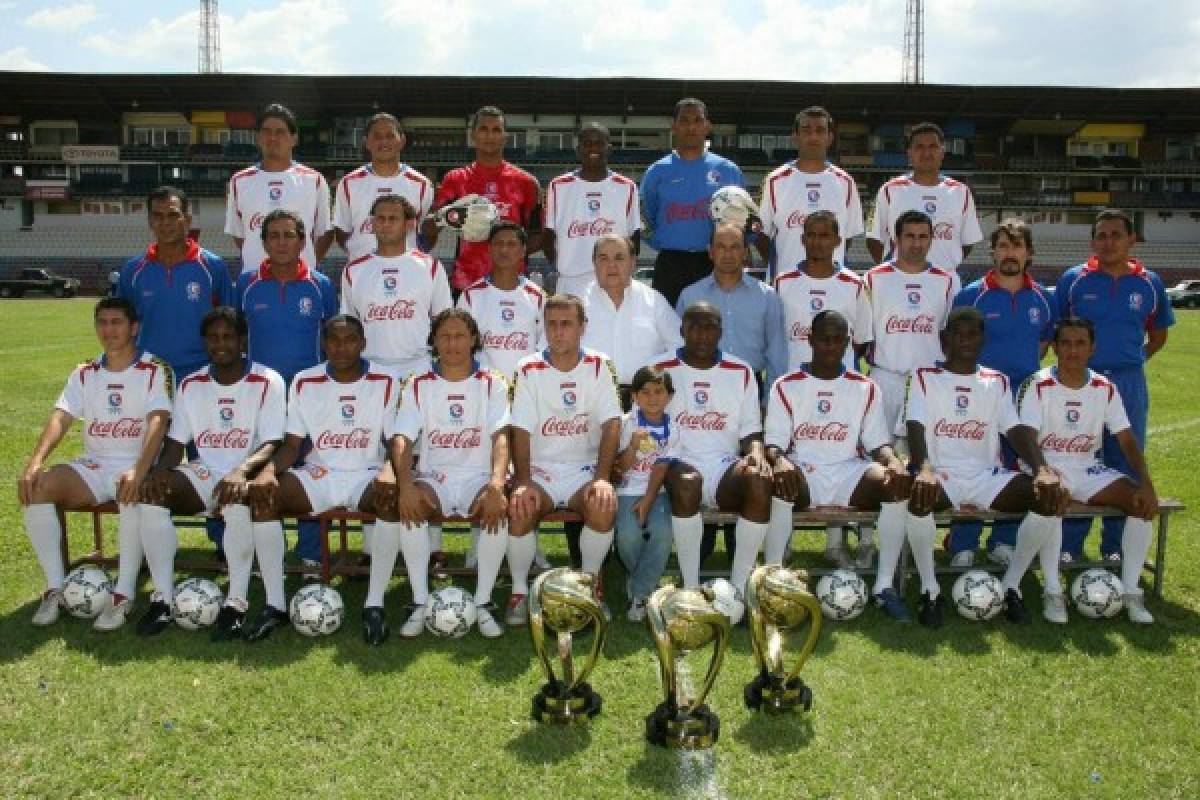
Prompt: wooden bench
<box><xmin>63</xmin><ymin>500</ymin><xmax>1185</xmax><ymax>598</ymax></box>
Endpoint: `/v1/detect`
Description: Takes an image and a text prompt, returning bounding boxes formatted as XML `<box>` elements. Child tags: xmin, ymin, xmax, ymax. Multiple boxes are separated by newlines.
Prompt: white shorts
<box><xmin>797</xmin><ymin>458</ymin><xmax>873</xmax><ymax>508</ymax></box>
<box><xmin>292</xmin><ymin>464</ymin><xmax>379</xmax><ymax>514</ymax></box>
<box><xmin>67</xmin><ymin>456</ymin><xmax>133</xmax><ymax>504</ymax></box>
<box><xmin>869</xmin><ymin>366</ymin><xmax>909</xmax><ymax>441</ymax></box>
<box><xmin>178</xmin><ymin>461</ymin><xmax>230</xmax><ymax>513</ymax></box>
<box><xmin>936</xmin><ymin>465</ymin><xmax>1018</xmax><ymax>510</ymax></box>
<box><xmin>680</xmin><ymin>453</ymin><xmax>740</xmax><ymax>509</ymax></box>
<box><xmin>1057</xmin><ymin>462</ymin><xmax>1126</xmax><ymax>504</ymax></box>
<box><xmin>531</xmin><ymin>462</ymin><xmax>596</xmax><ymax>508</ymax></box>
<box><xmin>418</xmin><ymin>469</ymin><xmax>490</xmax><ymax>518</ymax></box>
<box><xmin>554</xmin><ymin>273</ymin><xmax>593</xmax><ymax>299</ymax></box>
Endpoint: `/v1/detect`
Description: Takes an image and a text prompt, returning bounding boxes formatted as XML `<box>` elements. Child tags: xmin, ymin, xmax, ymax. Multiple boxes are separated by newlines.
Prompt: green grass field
<box><xmin>1</xmin><ymin>298</ymin><xmax>1196</xmax><ymax>799</ymax></box>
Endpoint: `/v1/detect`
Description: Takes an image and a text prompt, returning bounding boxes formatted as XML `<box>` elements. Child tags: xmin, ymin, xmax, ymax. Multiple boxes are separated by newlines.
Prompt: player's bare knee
<box><xmin>741</xmin><ymin>471</ymin><xmax>773</xmax><ymax>517</ymax></box>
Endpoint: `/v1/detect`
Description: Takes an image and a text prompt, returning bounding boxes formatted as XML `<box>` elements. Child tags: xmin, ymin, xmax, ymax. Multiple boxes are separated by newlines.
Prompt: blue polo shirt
<box><xmin>954</xmin><ymin>270</ymin><xmax>1055</xmax><ymax>389</ymax></box>
<box><xmin>1054</xmin><ymin>257</ymin><xmax>1174</xmax><ymax>371</ymax></box>
<box><xmin>676</xmin><ymin>273</ymin><xmax>788</xmax><ymax>390</ymax></box>
<box><xmin>118</xmin><ymin>240</ymin><xmax>234</xmax><ymax>379</ymax></box>
<box><xmin>236</xmin><ymin>259</ymin><xmax>337</xmax><ymax>385</ymax></box>
<box><xmin>640</xmin><ymin>151</ymin><xmax>744</xmax><ymax>252</ymax></box>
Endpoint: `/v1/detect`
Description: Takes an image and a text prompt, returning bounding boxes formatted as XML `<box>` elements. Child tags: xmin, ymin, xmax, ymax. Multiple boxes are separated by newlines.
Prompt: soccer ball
<box><xmin>951</xmin><ymin>570</ymin><xmax>1005</xmax><ymax>621</ymax></box>
<box><xmin>815</xmin><ymin>569</ymin><xmax>869</xmax><ymax>621</ymax></box>
<box><xmin>425</xmin><ymin>586</ymin><xmax>477</xmax><ymax>638</ymax></box>
<box><xmin>289</xmin><ymin>584</ymin><xmax>345</xmax><ymax>636</ymax></box>
<box><xmin>61</xmin><ymin>566</ymin><xmax>113</xmax><ymax>619</ymax></box>
<box><xmin>703</xmin><ymin>578</ymin><xmax>745</xmax><ymax>626</ymax></box>
<box><xmin>1070</xmin><ymin>569</ymin><xmax>1125</xmax><ymax>619</ymax></box>
<box><xmin>171</xmin><ymin>578</ymin><xmax>223</xmax><ymax>630</ymax></box>
<box><xmin>709</xmin><ymin>185</ymin><xmax>760</xmax><ymax>229</ymax></box>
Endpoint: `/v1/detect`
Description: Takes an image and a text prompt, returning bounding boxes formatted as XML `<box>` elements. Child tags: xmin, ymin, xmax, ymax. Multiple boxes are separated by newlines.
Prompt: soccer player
<box><xmin>1018</xmin><ymin>317</ymin><xmax>1159</xmax><ymax>623</ymax></box>
<box><xmin>1054</xmin><ymin>209</ymin><xmax>1173</xmax><ymax>562</ymax></box>
<box><xmin>640</xmin><ymin>98</ymin><xmax>745</xmax><ymax>307</ymax></box>
<box><xmin>244</xmin><ymin>316</ymin><xmax>397</xmax><ymax>642</ymax></box>
<box><xmin>333</xmin><ymin>112</ymin><xmax>433</xmax><ymax>259</ymax></box>
<box><xmin>867</xmin><ymin>122</ymin><xmax>982</xmax><ymax>272</ymax></box>
<box><xmin>543</xmin><ymin>123</ymin><xmax>642</xmax><ymax>298</ymax></box>
<box><xmin>17</xmin><ymin>298</ymin><xmax>172</xmax><ymax>630</ymax></box>
<box><xmin>898</xmin><ymin>307</ymin><xmax>1065</xmax><ymax>627</ymax></box>
<box><xmin>652</xmin><ymin>303</ymin><xmax>771</xmax><ymax>603</ymax></box>
<box><xmin>141</xmin><ymin>307</ymin><xmax>287</xmax><ymax>639</ymax></box>
<box><xmin>225</xmin><ymin>103</ymin><xmax>333</xmax><ymax>271</ymax></box>
<box><xmin>507</xmin><ymin>294</ymin><xmax>623</xmax><ymax>624</ymax></box>
<box><xmin>763</xmin><ymin>311</ymin><xmax>909</xmax><ymax>570</ymax></box>
<box><xmin>757</xmin><ymin>107</ymin><xmax>864</xmax><ymax>276</ymax></box>
<box><xmin>948</xmin><ymin>219</ymin><xmax>1055</xmax><ymax>567</ymax></box>
<box><xmin>421</xmin><ymin>106</ymin><xmax>542</xmax><ymax>292</ymax></box>
<box><xmin>380</xmin><ymin>309</ymin><xmax>512</xmax><ymax>642</ymax></box>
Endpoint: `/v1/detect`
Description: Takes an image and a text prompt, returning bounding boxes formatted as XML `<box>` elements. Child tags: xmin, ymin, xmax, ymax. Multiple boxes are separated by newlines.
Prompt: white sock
<box><xmin>506</xmin><ymin>532</ymin><xmax>537</xmax><ymax>595</ymax></box>
<box><xmin>429</xmin><ymin>524</ymin><xmax>444</xmax><ymax>553</ymax></box>
<box><xmin>1039</xmin><ymin>516</ymin><xmax>1064</xmax><ymax>595</ymax></box>
<box><xmin>873</xmin><ymin>501</ymin><xmax>907</xmax><ymax>594</ymax></box>
<box><xmin>23</xmin><ymin>503</ymin><xmax>65</xmax><ymax>590</ymax></box>
<box><xmin>366</xmin><ymin>520</ymin><xmax>403</xmax><ymax>608</ymax></box>
<box><xmin>138</xmin><ymin>504</ymin><xmax>178</xmax><ymax>603</ymax></box>
<box><xmin>1002</xmin><ymin>512</ymin><xmax>1053</xmax><ymax>592</ymax></box>
<box><xmin>730</xmin><ymin>517</ymin><xmax>768</xmax><ymax>598</ymax></box>
<box><xmin>474</xmin><ymin>522</ymin><xmax>509</xmax><ymax>605</ymax></box>
<box><xmin>467</xmin><ymin>527</ymin><xmax>481</xmax><ymax>563</ymax></box>
<box><xmin>825</xmin><ymin>524</ymin><xmax>844</xmax><ymax>550</ymax></box>
<box><xmin>361</xmin><ymin>521</ymin><xmax>374</xmax><ymax>556</ymax></box>
<box><xmin>859</xmin><ymin>523</ymin><xmax>875</xmax><ymax>548</ymax></box>
<box><xmin>671</xmin><ymin>514</ymin><xmax>704</xmax><ymax>588</ymax></box>
<box><xmin>906</xmin><ymin>510</ymin><xmax>940</xmax><ymax>598</ymax></box>
<box><xmin>400</xmin><ymin>521</ymin><xmax>431</xmax><ymax>604</ymax></box>
<box><xmin>114</xmin><ymin>503</ymin><xmax>144</xmax><ymax>600</ymax></box>
<box><xmin>579</xmin><ymin>525</ymin><xmax>614</xmax><ymax>575</ymax></box>
<box><xmin>764</xmin><ymin>497</ymin><xmax>794</xmax><ymax>565</ymax></box>
<box><xmin>253</xmin><ymin>520</ymin><xmax>287</xmax><ymax>611</ymax></box>
<box><xmin>222</xmin><ymin>504</ymin><xmax>254</xmax><ymax>609</ymax></box>
<box><xmin>1121</xmin><ymin>517</ymin><xmax>1153</xmax><ymax>595</ymax></box>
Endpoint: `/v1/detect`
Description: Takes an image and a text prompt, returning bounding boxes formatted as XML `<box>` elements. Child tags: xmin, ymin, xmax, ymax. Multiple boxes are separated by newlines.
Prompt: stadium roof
<box><xmin>1</xmin><ymin>73</ymin><xmax>1198</xmax><ymax>131</ymax></box>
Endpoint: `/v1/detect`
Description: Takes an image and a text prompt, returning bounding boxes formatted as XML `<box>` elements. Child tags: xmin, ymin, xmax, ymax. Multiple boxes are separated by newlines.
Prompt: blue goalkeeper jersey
<box><xmin>640</xmin><ymin>151</ymin><xmax>744</xmax><ymax>252</ymax></box>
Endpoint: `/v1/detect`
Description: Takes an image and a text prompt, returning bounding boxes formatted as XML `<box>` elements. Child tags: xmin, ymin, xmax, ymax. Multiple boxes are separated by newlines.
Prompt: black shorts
<box><xmin>651</xmin><ymin>250</ymin><xmax>712</xmax><ymax>309</ymax></box>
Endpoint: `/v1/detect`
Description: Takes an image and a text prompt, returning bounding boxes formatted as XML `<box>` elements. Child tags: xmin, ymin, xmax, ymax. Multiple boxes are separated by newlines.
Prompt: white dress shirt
<box><xmin>581</xmin><ymin>280</ymin><xmax>683</xmax><ymax>383</ymax></box>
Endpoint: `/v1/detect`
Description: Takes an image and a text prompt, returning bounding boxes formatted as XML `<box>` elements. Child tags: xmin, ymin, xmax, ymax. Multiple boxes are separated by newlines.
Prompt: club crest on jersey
<box><xmin>1128</xmin><ymin>293</ymin><xmax>1143</xmax><ymax>311</ymax></box>
<box><xmin>694</xmin><ymin>388</ymin><xmax>709</xmax><ymax>406</ymax></box>
<box><xmin>382</xmin><ymin>276</ymin><xmax>398</xmax><ymax>292</ymax></box>
<box><xmin>587</xmin><ymin>197</ymin><xmax>601</xmax><ymax>213</ymax></box>
<box><xmin>449</xmin><ymin>402</ymin><xmax>464</xmax><ymax>420</ymax></box>
<box><xmin>268</xmin><ymin>186</ymin><xmax>283</xmax><ymax>202</ymax></box>
<box><xmin>561</xmin><ymin>389</ymin><xmax>577</xmax><ymax>408</ymax></box>
<box><xmin>1028</xmin><ymin>307</ymin><xmax>1042</xmax><ymax>324</ymax></box>
<box><xmin>186</xmin><ymin>281</ymin><xmax>203</xmax><ymax>302</ymax></box>
<box><xmin>298</xmin><ymin>297</ymin><xmax>314</xmax><ymax>316</ymax></box>
<box><xmin>500</xmin><ymin>307</ymin><xmax>515</xmax><ymax>322</ymax></box>
<box><xmin>807</xmin><ymin>189</ymin><xmax>820</xmax><ymax>203</ymax></box>
<box><xmin>340</xmin><ymin>403</ymin><xmax>355</xmax><ymax>421</ymax></box>
<box><xmin>907</xmin><ymin>290</ymin><xmax>922</xmax><ymax>307</ymax></box>
<box><xmin>485</xmin><ymin>181</ymin><xmax>498</xmax><ymax>196</ymax></box>
<box><xmin>810</xmin><ymin>295</ymin><xmax>825</xmax><ymax>311</ymax></box>
<box><xmin>817</xmin><ymin>398</ymin><xmax>832</xmax><ymax>414</ymax></box>
<box><xmin>219</xmin><ymin>406</ymin><xmax>235</xmax><ymax>424</ymax></box>
<box><xmin>1065</xmin><ymin>408</ymin><xmax>1080</xmax><ymax>425</ymax></box>
<box><xmin>707</xmin><ymin>170</ymin><xmax>722</xmax><ymax>185</ymax></box>
<box><xmin>955</xmin><ymin>394</ymin><xmax>969</xmax><ymax>414</ymax></box>
<box><xmin>923</xmin><ymin>200</ymin><xmax>937</xmax><ymax>214</ymax></box>
<box><xmin>107</xmin><ymin>392</ymin><xmax>122</xmax><ymax>410</ymax></box>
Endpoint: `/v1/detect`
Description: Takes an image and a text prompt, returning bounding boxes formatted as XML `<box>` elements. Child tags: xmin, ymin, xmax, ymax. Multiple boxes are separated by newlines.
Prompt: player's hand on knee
<box><xmin>509</xmin><ymin>480</ymin><xmax>540</xmax><ymax>525</ymax></box>
<box><xmin>17</xmin><ymin>466</ymin><xmax>42</xmax><ymax>506</ymax></box>
<box><xmin>1032</xmin><ymin>467</ymin><xmax>1067</xmax><ymax>516</ymax></box>
<box><xmin>910</xmin><ymin>468</ymin><xmax>938</xmax><ymax>515</ymax></box>
<box><xmin>116</xmin><ymin>467</ymin><xmax>143</xmax><ymax>505</ymax></box>
<box><xmin>215</xmin><ymin>469</ymin><xmax>249</xmax><ymax>507</ymax></box>
<box><xmin>742</xmin><ymin>451</ymin><xmax>771</xmax><ymax>479</ymax></box>
<box><xmin>470</xmin><ymin>481</ymin><xmax>508</xmax><ymax>533</ymax></box>
<box><xmin>247</xmin><ymin>473</ymin><xmax>278</xmax><ymax>518</ymax></box>
<box><xmin>395</xmin><ymin>482</ymin><xmax>427</xmax><ymax>526</ymax></box>
<box><xmin>770</xmin><ymin>456</ymin><xmax>804</xmax><ymax>503</ymax></box>
<box><xmin>587</xmin><ymin>478</ymin><xmax>617</xmax><ymax>515</ymax></box>
<box><xmin>1131</xmin><ymin>484</ymin><xmax>1158</xmax><ymax>521</ymax></box>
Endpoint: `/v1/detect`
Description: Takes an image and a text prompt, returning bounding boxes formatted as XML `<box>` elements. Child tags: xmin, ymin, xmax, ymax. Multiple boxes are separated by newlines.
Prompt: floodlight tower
<box><xmin>199</xmin><ymin>0</ymin><xmax>222</xmax><ymax>74</ymax></box>
<box><xmin>902</xmin><ymin>0</ymin><xmax>924</xmax><ymax>84</ymax></box>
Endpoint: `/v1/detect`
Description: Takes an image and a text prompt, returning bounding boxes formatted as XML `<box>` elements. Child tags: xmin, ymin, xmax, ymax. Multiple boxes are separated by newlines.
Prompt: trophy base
<box><xmin>645</xmin><ymin>702</ymin><xmax>720</xmax><ymax>749</ymax></box>
<box><xmin>532</xmin><ymin>680</ymin><xmax>602</xmax><ymax>724</ymax></box>
<box><xmin>743</xmin><ymin>672</ymin><xmax>813</xmax><ymax>714</ymax></box>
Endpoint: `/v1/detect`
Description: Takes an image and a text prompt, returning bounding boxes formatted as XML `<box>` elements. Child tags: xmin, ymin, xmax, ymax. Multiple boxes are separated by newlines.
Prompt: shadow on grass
<box><xmin>505</xmin><ymin>720</ymin><xmax>592</xmax><ymax>764</ymax></box>
<box><xmin>733</xmin><ymin>709</ymin><xmax>815</xmax><ymax>751</ymax></box>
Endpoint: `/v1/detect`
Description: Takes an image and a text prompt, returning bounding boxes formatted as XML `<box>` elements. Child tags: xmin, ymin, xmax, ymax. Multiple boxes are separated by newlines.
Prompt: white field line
<box><xmin>674</xmin><ymin>656</ymin><xmax>725</xmax><ymax>800</ymax></box>
<box><xmin>1148</xmin><ymin>417</ymin><xmax>1200</xmax><ymax>436</ymax></box>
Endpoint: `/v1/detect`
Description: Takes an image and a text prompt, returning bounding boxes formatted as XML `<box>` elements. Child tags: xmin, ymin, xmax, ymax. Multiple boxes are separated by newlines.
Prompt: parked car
<box><xmin>1166</xmin><ymin>279</ymin><xmax>1200</xmax><ymax>309</ymax></box>
<box><xmin>0</xmin><ymin>267</ymin><xmax>81</xmax><ymax>298</ymax></box>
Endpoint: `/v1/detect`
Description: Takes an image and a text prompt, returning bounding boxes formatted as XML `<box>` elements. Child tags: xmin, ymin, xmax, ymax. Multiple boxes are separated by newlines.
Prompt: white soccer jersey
<box><xmin>906</xmin><ymin>366</ymin><xmax>1017</xmax><ymax>474</ymax></box>
<box><xmin>169</xmin><ymin>363</ymin><xmax>287</xmax><ymax>474</ymax></box>
<box><xmin>55</xmin><ymin>351</ymin><xmax>174</xmax><ymax>467</ymax></box>
<box><xmin>287</xmin><ymin>362</ymin><xmax>395</xmax><ymax>472</ymax></box>
<box><xmin>510</xmin><ymin>349</ymin><xmax>622</xmax><ymax>467</ymax></box>
<box><xmin>387</xmin><ymin>366</ymin><xmax>510</xmax><ymax>474</ymax></box>
<box><xmin>774</xmin><ymin>267</ymin><xmax>872</xmax><ymax>370</ymax></box>
<box><xmin>225</xmin><ymin>163</ymin><xmax>332</xmax><ymax>270</ymax></box>
<box><xmin>1018</xmin><ymin>367</ymin><xmax>1131</xmax><ymax>469</ymax></box>
<box><xmin>333</xmin><ymin>163</ymin><xmax>434</xmax><ymax>258</ymax></box>
<box><xmin>339</xmin><ymin>250</ymin><xmax>452</xmax><ymax>367</ymax></box>
<box><xmin>867</xmin><ymin>176</ymin><xmax>983</xmax><ymax>271</ymax></box>
<box><xmin>765</xmin><ymin>369</ymin><xmax>889</xmax><ymax>465</ymax></box>
<box><xmin>651</xmin><ymin>350</ymin><xmax>761</xmax><ymax>460</ymax></box>
<box><xmin>617</xmin><ymin>410</ymin><xmax>681</xmax><ymax>497</ymax></box>
<box><xmin>544</xmin><ymin>171</ymin><xmax>642</xmax><ymax>280</ymax></box>
<box><xmin>864</xmin><ymin>263</ymin><xmax>961</xmax><ymax>373</ymax></box>
<box><xmin>456</xmin><ymin>276</ymin><xmax>546</xmax><ymax>378</ymax></box>
<box><xmin>760</xmin><ymin>163</ymin><xmax>864</xmax><ymax>272</ymax></box>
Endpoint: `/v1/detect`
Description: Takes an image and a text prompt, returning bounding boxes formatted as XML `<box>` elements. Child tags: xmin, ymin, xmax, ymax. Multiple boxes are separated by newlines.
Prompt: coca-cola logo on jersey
<box><xmin>567</xmin><ymin>218</ymin><xmax>616</xmax><ymax>238</ymax></box>
<box><xmin>933</xmin><ymin>419</ymin><xmax>987</xmax><ymax>440</ymax></box>
<box><xmin>541</xmin><ymin>414</ymin><xmax>589</xmax><ymax>437</ymax></box>
<box><xmin>365</xmin><ymin>300</ymin><xmax>416</xmax><ymax>320</ymax></box>
<box><xmin>87</xmin><ymin>417</ymin><xmax>143</xmax><ymax>439</ymax></box>
<box><xmin>933</xmin><ymin>221</ymin><xmax>955</xmax><ymax>241</ymax></box>
<box><xmin>315</xmin><ymin>427</ymin><xmax>372</xmax><ymax>449</ymax></box>
<box><xmin>665</xmin><ymin>200</ymin><xmax>710</xmax><ymax>223</ymax></box>
<box><xmin>482</xmin><ymin>330</ymin><xmax>530</xmax><ymax>350</ymax></box>
<box><xmin>883</xmin><ymin>315</ymin><xmax>935</xmax><ymax>334</ymax></box>
<box><xmin>793</xmin><ymin>421</ymin><xmax>848</xmax><ymax>441</ymax></box>
<box><xmin>1040</xmin><ymin>433</ymin><xmax>1096</xmax><ymax>454</ymax></box>
<box><xmin>785</xmin><ymin>211</ymin><xmax>808</xmax><ymax>229</ymax></box>
<box><xmin>676</xmin><ymin>411</ymin><xmax>729</xmax><ymax>431</ymax></box>
<box><xmin>428</xmin><ymin>427</ymin><xmax>482</xmax><ymax>449</ymax></box>
<box><xmin>789</xmin><ymin>322</ymin><xmax>811</xmax><ymax>341</ymax></box>
<box><xmin>195</xmin><ymin>428</ymin><xmax>251</xmax><ymax>449</ymax></box>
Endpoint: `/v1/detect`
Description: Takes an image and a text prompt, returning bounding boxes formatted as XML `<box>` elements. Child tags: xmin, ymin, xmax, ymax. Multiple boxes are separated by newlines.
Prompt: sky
<box><xmin>0</xmin><ymin>0</ymin><xmax>1197</xmax><ymax>87</ymax></box>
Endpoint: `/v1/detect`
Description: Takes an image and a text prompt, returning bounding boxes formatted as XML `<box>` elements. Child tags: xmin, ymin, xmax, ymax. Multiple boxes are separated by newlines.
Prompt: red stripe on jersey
<box><xmin>718</xmin><ymin>359</ymin><xmax>751</xmax><ymax>390</ymax></box>
<box><xmin>243</xmin><ymin>372</ymin><xmax>270</xmax><ymax>406</ymax></box>
<box><xmin>135</xmin><ymin>360</ymin><xmax>160</xmax><ymax>390</ymax></box>
<box><xmin>295</xmin><ymin>375</ymin><xmax>328</xmax><ymax>394</ymax></box>
<box><xmin>179</xmin><ymin>373</ymin><xmax>211</xmax><ymax>392</ymax></box>
<box><xmin>775</xmin><ymin>382</ymin><xmax>794</xmax><ymax>418</ymax></box>
<box><xmin>365</xmin><ymin>372</ymin><xmax>394</xmax><ymax>407</ymax></box>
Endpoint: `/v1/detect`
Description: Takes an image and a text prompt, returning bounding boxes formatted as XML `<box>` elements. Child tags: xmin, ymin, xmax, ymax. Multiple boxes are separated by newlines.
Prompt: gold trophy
<box><xmin>528</xmin><ymin>567</ymin><xmax>607</xmax><ymax>723</ymax></box>
<box><xmin>645</xmin><ymin>585</ymin><xmax>730</xmax><ymax>749</ymax></box>
<box><xmin>743</xmin><ymin>564</ymin><xmax>822</xmax><ymax>714</ymax></box>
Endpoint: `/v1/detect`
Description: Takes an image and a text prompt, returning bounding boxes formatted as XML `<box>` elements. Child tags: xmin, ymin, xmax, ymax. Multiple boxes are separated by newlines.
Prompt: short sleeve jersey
<box><xmin>543</xmin><ymin>171</ymin><xmax>641</xmax><ymax>279</ymax></box>
<box><xmin>868</xmin><ymin>176</ymin><xmax>983</xmax><ymax>271</ymax></box>
<box><xmin>760</xmin><ymin>163</ymin><xmax>864</xmax><ymax>272</ymax></box>
<box><xmin>56</xmin><ymin>351</ymin><xmax>174</xmax><ymax>467</ymax></box>
<box><xmin>765</xmin><ymin>368</ymin><xmax>889</xmax><ymax>465</ymax></box>
<box><xmin>169</xmin><ymin>363</ymin><xmax>287</xmax><ymax>474</ymax></box>
<box><xmin>865</xmin><ymin>263</ymin><xmax>961</xmax><ymax>373</ymax></box>
<box><xmin>333</xmin><ymin>163</ymin><xmax>434</xmax><ymax>258</ymax></box>
<box><xmin>906</xmin><ymin>366</ymin><xmax>1017</xmax><ymax>474</ymax></box>
<box><xmin>286</xmin><ymin>361</ymin><xmax>395</xmax><ymax>472</ymax></box>
<box><xmin>651</xmin><ymin>350</ymin><xmax>761</xmax><ymax>461</ymax></box>
<box><xmin>387</xmin><ymin>366</ymin><xmax>510</xmax><ymax>474</ymax></box>
<box><xmin>339</xmin><ymin>250</ymin><xmax>452</xmax><ymax>366</ymax></box>
<box><xmin>1017</xmin><ymin>366</ymin><xmax>1131</xmax><ymax>469</ymax></box>
<box><xmin>224</xmin><ymin>163</ymin><xmax>332</xmax><ymax>269</ymax></box>
<box><xmin>510</xmin><ymin>349</ymin><xmax>622</xmax><ymax>467</ymax></box>
<box><xmin>456</xmin><ymin>276</ymin><xmax>546</xmax><ymax>378</ymax></box>
<box><xmin>774</xmin><ymin>266</ymin><xmax>872</xmax><ymax>371</ymax></box>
